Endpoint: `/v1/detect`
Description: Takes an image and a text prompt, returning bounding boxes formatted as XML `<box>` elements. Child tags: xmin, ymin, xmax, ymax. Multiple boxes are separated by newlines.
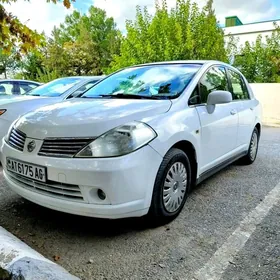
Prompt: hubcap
<box><xmin>250</xmin><ymin>132</ymin><xmax>258</xmax><ymax>160</ymax></box>
<box><xmin>163</xmin><ymin>162</ymin><xmax>187</xmax><ymax>213</ymax></box>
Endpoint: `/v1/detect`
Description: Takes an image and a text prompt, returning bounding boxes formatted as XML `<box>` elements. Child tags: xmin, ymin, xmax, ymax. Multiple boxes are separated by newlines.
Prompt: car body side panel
<box><xmin>195</xmin><ymin>103</ymin><xmax>239</xmax><ymax>173</ymax></box>
<box><xmin>147</xmin><ymin>107</ymin><xmax>202</xmax><ymax>177</ymax></box>
<box><xmin>236</xmin><ymin>99</ymin><xmax>260</xmax><ymax>147</ymax></box>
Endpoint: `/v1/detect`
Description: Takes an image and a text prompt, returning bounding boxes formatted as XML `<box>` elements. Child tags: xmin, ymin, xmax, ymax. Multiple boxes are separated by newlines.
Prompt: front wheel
<box><xmin>148</xmin><ymin>148</ymin><xmax>191</xmax><ymax>224</ymax></box>
<box><xmin>241</xmin><ymin>127</ymin><xmax>259</xmax><ymax>165</ymax></box>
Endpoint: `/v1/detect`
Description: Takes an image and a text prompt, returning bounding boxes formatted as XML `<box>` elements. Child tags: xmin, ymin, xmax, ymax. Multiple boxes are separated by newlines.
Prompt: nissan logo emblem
<box><xmin>27</xmin><ymin>140</ymin><xmax>36</xmax><ymax>153</ymax></box>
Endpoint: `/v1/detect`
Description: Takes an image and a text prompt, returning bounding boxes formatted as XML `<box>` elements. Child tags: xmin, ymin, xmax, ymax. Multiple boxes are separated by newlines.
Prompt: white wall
<box><xmin>250</xmin><ymin>83</ymin><xmax>280</xmax><ymax>127</ymax></box>
<box><xmin>223</xmin><ymin>20</ymin><xmax>280</xmax><ymax>48</ymax></box>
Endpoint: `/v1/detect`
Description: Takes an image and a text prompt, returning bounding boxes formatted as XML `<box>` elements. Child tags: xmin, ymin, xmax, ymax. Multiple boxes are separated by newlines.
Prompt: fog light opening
<box><xmin>97</xmin><ymin>189</ymin><xmax>106</xmax><ymax>200</ymax></box>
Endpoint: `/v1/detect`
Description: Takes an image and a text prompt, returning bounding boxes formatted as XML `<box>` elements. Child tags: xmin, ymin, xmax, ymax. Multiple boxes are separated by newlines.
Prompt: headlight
<box><xmin>0</xmin><ymin>109</ymin><xmax>6</xmax><ymax>116</ymax></box>
<box><xmin>75</xmin><ymin>121</ymin><xmax>157</xmax><ymax>158</ymax></box>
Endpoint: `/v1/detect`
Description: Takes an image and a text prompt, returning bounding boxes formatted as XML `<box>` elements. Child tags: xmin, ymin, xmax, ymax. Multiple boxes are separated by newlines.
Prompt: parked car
<box><xmin>0</xmin><ymin>76</ymin><xmax>103</xmax><ymax>146</ymax></box>
<box><xmin>0</xmin><ymin>61</ymin><xmax>261</xmax><ymax>223</ymax></box>
<box><xmin>0</xmin><ymin>79</ymin><xmax>42</xmax><ymax>95</ymax></box>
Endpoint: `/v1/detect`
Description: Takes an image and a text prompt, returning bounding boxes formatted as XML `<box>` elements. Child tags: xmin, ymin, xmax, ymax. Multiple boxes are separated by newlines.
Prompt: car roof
<box><xmin>59</xmin><ymin>76</ymin><xmax>105</xmax><ymax>80</ymax></box>
<box><xmin>131</xmin><ymin>60</ymin><xmax>232</xmax><ymax>68</ymax></box>
<box><xmin>0</xmin><ymin>79</ymin><xmax>42</xmax><ymax>84</ymax></box>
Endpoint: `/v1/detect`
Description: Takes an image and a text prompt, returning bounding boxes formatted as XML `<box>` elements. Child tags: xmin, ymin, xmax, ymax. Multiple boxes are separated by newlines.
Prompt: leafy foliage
<box><xmin>0</xmin><ymin>0</ymin><xmax>74</xmax><ymax>54</ymax></box>
<box><xmin>0</xmin><ymin>48</ymin><xmax>18</xmax><ymax>77</ymax></box>
<box><xmin>42</xmin><ymin>7</ymin><xmax>121</xmax><ymax>76</ymax></box>
<box><xmin>234</xmin><ymin>24</ymin><xmax>280</xmax><ymax>83</ymax></box>
<box><xmin>110</xmin><ymin>0</ymin><xmax>227</xmax><ymax>71</ymax></box>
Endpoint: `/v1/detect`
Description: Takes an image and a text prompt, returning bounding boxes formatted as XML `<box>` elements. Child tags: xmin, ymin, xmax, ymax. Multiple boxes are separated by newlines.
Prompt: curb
<box><xmin>0</xmin><ymin>226</ymin><xmax>79</xmax><ymax>280</ymax></box>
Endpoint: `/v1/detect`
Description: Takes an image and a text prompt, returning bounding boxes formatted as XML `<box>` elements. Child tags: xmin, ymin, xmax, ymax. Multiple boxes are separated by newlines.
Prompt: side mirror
<box><xmin>206</xmin><ymin>90</ymin><xmax>232</xmax><ymax>114</ymax></box>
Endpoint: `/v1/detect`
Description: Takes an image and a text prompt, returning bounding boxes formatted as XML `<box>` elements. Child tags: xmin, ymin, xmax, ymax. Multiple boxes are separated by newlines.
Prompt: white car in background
<box><xmin>1</xmin><ymin>61</ymin><xmax>261</xmax><ymax>223</ymax></box>
<box><xmin>0</xmin><ymin>79</ymin><xmax>42</xmax><ymax>96</ymax></box>
<box><xmin>0</xmin><ymin>76</ymin><xmax>103</xmax><ymax>145</ymax></box>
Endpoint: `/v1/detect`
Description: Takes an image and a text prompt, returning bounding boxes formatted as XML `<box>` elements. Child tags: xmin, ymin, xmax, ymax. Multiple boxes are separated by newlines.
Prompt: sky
<box><xmin>3</xmin><ymin>0</ymin><xmax>280</xmax><ymax>35</ymax></box>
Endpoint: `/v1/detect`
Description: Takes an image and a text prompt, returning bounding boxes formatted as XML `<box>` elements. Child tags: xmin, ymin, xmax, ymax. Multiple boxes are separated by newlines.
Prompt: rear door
<box><xmin>227</xmin><ymin>69</ymin><xmax>255</xmax><ymax>147</ymax></box>
<box><xmin>193</xmin><ymin>66</ymin><xmax>239</xmax><ymax>173</ymax></box>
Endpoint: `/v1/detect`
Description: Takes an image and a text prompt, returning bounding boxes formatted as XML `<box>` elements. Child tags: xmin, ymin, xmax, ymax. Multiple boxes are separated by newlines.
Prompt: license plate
<box><xmin>6</xmin><ymin>158</ymin><xmax>47</xmax><ymax>182</ymax></box>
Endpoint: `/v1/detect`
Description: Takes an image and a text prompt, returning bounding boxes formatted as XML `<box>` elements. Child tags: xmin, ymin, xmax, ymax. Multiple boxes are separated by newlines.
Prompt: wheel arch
<box><xmin>255</xmin><ymin>123</ymin><xmax>261</xmax><ymax>136</ymax></box>
<box><xmin>170</xmin><ymin>140</ymin><xmax>198</xmax><ymax>186</ymax></box>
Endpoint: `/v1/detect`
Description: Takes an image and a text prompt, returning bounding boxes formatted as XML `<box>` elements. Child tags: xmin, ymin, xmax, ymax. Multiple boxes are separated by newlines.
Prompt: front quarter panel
<box><xmin>147</xmin><ymin>107</ymin><xmax>201</xmax><ymax>176</ymax></box>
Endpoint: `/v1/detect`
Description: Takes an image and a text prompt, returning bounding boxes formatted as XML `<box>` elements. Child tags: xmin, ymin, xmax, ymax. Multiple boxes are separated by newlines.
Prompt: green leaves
<box><xmin>0</xmin><ymin>0</ymin><xmax>75</xmax><ymax>55</ymax></box>
<box><xmin>42</xmin><ymin>7</ymin><xmax>121</xmax><ymax>77</ymax></box>
<box><xmin>110</xmin><ymin>0</ymin><xmax>227</xmax><ymax>71</ymax></box>
<box><xmin>234</xmin><ymin>25</ymin><xmax>280</xmax><ymax>83</ymax></box>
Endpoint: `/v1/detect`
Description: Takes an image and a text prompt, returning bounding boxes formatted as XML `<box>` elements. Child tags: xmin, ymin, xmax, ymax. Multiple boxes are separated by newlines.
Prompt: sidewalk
<box><xmin>0</xmin><ymin>226</ymin><xmax>79</xmax><ymax>280</ymax></box>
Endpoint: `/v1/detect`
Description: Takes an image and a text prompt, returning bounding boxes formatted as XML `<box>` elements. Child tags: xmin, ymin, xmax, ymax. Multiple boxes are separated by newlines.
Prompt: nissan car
<box><xmin>0</xmin><ymin>61</ymin><xmax>261</xmax><ymax>222</ymax></box>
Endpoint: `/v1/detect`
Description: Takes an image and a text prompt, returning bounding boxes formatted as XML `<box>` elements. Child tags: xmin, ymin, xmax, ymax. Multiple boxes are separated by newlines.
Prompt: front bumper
<box><xmin>1</xmin><ymin>140</ymin><xmax>163</xmax><ymax>219</ymax></box>
<box><xmin>0</xmin><ymin>118</ymin><xmax>12</xmax><ymax>163</ymax></box>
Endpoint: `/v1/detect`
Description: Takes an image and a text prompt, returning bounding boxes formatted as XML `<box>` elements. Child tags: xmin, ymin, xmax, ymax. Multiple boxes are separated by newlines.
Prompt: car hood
<box><xmin>0</xmin><ymin>95</ymin><xmax>40</xmax><ymax>105</ymax></box>
<box><xmin>15</xmin><ymin>98</ymin><xmax>172</xmax><ymax>139</ymax></box>
<box><xmin>0</xmin><ymin>96</ymin><xmax>59</xmax><ymax>122</ymax></box>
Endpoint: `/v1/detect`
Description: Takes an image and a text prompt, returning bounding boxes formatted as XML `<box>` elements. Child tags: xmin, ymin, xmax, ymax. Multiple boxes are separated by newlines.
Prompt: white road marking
<box><xmin>193</xmin><ymin>181</ymin><xmax>280</xmax><ymax>280</ymax></box>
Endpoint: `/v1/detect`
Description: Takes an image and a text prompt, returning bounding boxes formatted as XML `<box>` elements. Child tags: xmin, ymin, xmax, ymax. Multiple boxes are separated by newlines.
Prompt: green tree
<box><xmin>110</xmin><ymin>0</ymin><xmax>227</xmax><ymax>71</ymax></box>
<box><xmin>17</xmin><ymin>51</ymin><xmax>45</xmax><ymax>81</ymax></box>
<box><xmin>0</xmin><ymin>0</ymin><xmax>74</xmax><ymax>54</ymax></box>
<box><xmin>0</xmin><ymin>49</ymin><xmax>18</xmax><ymax>78</ymax></box>
<box><xmin>44</xmin><ymin>7</ymin><xmax>121</xmax><ymax>76</ymax></box>
<box><xmin>234</xmin><ymin>24</ymin><xmax>280</xmax><ymax>83</ymax></box>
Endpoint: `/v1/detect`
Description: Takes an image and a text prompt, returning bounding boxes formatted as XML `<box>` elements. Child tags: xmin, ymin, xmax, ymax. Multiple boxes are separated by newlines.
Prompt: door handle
<box><xmin>230</xmin><ymin>109</ymin><xmax>237</xmax><ymax>115</ymax></box>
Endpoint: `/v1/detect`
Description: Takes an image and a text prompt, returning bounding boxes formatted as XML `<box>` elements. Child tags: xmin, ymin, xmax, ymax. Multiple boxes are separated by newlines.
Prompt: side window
<box><xmin>228</xmin><ymin>69</ymin><xmax>250</xmax><ymax>100</ymax></box>
<box><xmin>0</xmin><ymin>82</ymin><xmax>14</xmax><ymax>95</ymax></box>
<box><xmin>19</xmin><ymin>82</ymin><xmax>38</xmax><ymax>94</ymax></box>
<box><xmin>199</xmin><ymin>66</ymin><xmax>229</xmax><ymax>104</ymax></box>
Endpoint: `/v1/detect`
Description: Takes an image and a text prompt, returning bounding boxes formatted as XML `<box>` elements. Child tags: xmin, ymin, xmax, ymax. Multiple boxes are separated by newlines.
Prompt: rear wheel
<box><xmin>148</xmin><ymin>148</ymin><xmax>191</xmax><ymax>224</ymax></box>
<box><xmin>241</xmin><ymin>127</ymin><xmax>259</xmax><ymax>165</ymax></box>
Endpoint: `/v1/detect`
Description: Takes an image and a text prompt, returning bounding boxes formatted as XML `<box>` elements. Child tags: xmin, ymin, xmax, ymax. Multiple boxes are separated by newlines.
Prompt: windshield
<box><xmin>82</xmin><ymin>64</ymin><xmax>201</xmax><ymax>99</ymax></box>
<box><xmin>26</xmin><ymin>77</ymin><xmax>82</xmax><ymax>97</ymax></box>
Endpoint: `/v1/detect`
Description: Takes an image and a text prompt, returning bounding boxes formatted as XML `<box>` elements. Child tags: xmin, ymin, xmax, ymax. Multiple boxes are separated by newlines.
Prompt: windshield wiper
<box><xmin>96</xmin><ymin>94</ymin><xmax>166</xmax><ymax>100</ymax></box>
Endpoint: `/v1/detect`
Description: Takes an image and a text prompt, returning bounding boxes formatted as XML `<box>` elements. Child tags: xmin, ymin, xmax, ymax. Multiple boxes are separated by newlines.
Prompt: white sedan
<box><xmin>1</xmin><ymin>61</ymin><xmax>261</xmax><ymax>222</ymax></box>
<box><xmin>0</xmin><ymin>76</ymin><xmax>102</xmax><ymax>145</ymax></box>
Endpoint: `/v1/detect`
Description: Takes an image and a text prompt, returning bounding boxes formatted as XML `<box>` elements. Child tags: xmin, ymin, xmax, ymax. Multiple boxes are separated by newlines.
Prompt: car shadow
<box><xmin>6</xmin><ymin>197</ymin><xmax>162</xmax><ymax>239</ymax></box>
<box><xmin>1</xmin><ymin>160</ymin><xmax>253</xmax><ymax>240</ymax></box>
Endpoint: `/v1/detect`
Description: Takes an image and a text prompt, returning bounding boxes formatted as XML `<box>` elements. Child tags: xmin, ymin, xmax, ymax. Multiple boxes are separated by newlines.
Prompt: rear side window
<box><xmin>19</xmin><ymin>82</ymin><xmax>38</xmax><ymax>94</ymax></box>
<box><xmin>199</xmin><ymin>66</ymin><xmax>229</xmax><ymax>104</ymax></box>
<box><xmin>228</xmin><ymin>69</ymin><xmax>250</xmax><ymax>100</ymax></box>
<box><xmin>0</xmin><ymin>82</ymin><xmax>15</xmax><ymax>95</ymax></box>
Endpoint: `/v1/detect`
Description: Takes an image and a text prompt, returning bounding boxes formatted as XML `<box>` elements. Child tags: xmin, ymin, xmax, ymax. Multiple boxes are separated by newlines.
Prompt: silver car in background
<box><xmin>0</xmin><ymin>76</ymin><xmax>103</xmax><ymax>153</ymax></box>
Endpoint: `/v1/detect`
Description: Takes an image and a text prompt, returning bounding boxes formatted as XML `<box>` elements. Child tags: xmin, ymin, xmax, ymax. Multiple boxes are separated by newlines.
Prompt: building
<box><xmin>223</xmin><ymin>16</ymin><xmax>280</xmax><ymax>48</ymax></box>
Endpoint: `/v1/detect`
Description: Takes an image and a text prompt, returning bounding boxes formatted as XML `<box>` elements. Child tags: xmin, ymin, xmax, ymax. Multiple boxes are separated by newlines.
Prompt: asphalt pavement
<box><xmin>0</xmin><ymin>127</ymin><xmax>279</xmax><ymax>280</ymax></box>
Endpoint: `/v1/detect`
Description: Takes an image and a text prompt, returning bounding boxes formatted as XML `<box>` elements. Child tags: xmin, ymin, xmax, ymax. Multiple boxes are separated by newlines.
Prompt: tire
<box><xmin>240</xmin><ymin>127</ymin><xmax>259</xmax><ymax>165</ymax></box>
<box><xmin>148</xmin><ymin>148</ymin><xmax>192</xmax><ymax>224</ymax></box>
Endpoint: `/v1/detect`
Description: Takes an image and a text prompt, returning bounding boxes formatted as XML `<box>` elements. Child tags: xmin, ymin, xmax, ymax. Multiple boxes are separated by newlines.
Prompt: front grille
<box><xmin>38</xmin><ymin>138</ymin><xmax>93</xmax><ymax>158</ymax></box>
<box><xmin>7</xmin><ymin>171</ymin><xmax>85</xmax><ymax>202</ymax></box>
<box><xmin>8</xmin><ymin>128</ymin><xmax>26</xmax><ymax>151</ymax></box>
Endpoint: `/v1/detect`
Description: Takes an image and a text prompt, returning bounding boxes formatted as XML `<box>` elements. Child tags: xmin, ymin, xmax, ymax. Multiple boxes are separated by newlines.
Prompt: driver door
<box><xmin>195</xmin><ymin>66</ymin><xmax>239</xmax><ymax>173</ymax></box>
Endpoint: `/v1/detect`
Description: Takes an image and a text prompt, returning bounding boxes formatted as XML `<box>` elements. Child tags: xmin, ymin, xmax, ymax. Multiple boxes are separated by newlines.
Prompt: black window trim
<box><xmin>188</xmin><ymin>64</ymin><xmax>229</xmax><ymax>107</ymax></box>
